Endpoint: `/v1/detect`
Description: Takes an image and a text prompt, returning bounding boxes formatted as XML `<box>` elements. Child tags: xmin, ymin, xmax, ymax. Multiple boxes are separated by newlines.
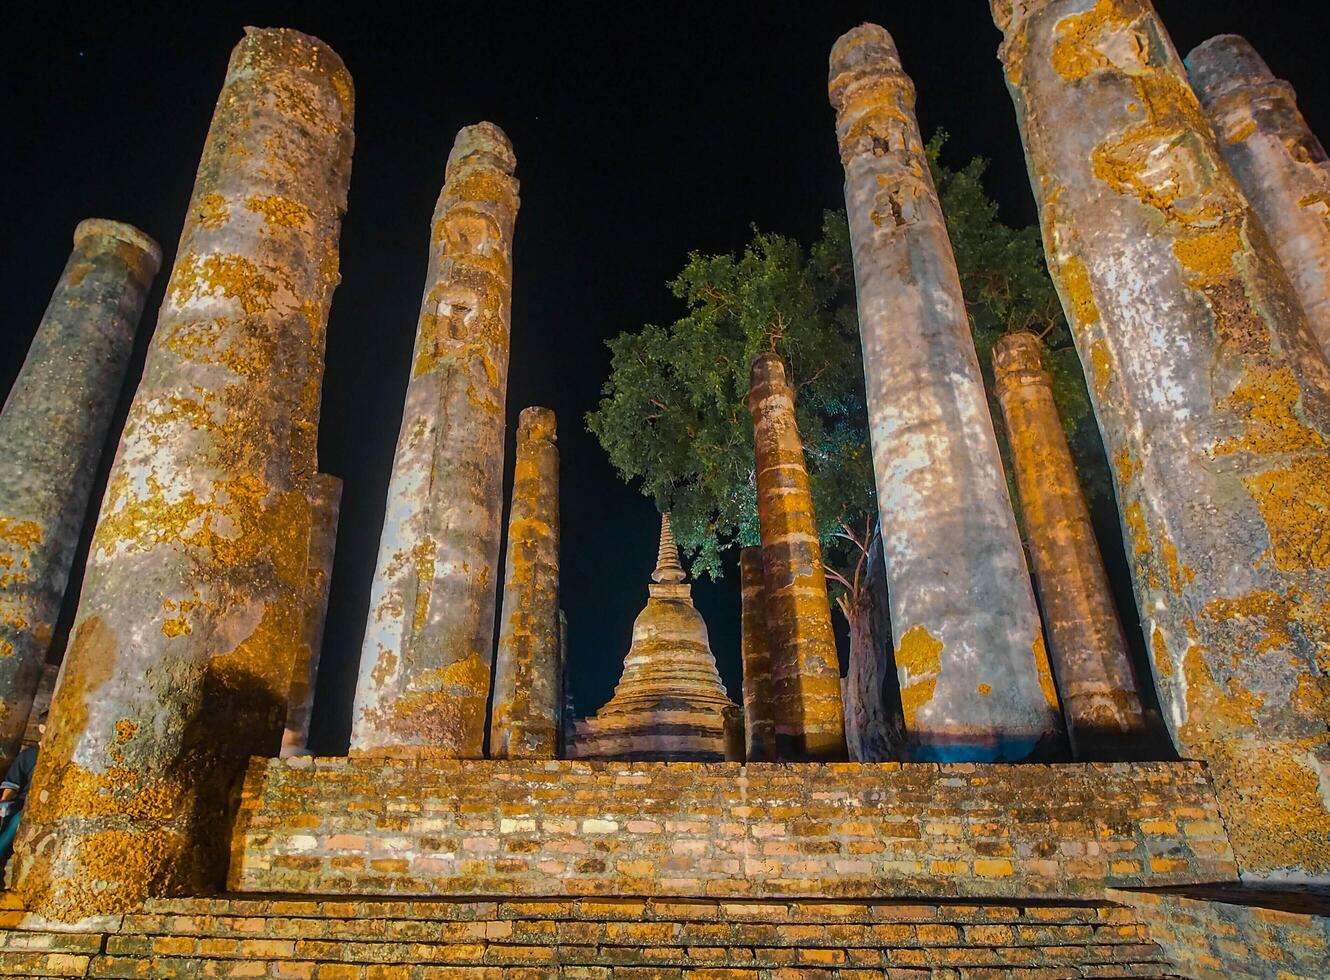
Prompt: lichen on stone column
<box><xmin>829</xmin><ymin>23</ymin><xmax>1062</xmax><ymax>763</ymax></box>
<box><xmin>13</xmin><ymin>27</ymin><xmax>354</xmax><ymax>920</ymax></box>
<box><xmin>1187</xmin><ymin>35</ymin><xmax>1330</xmax><ymax>358</ymax></box>
<box><xmin>0</xmin><ymin>219</ymin><xmax>160</xmax><ymax>765</ymax></box>
<box><xmin>349</xmin><ymin>122</ymin><xmax>518</xmax><ymax>758</ymax></box>
<box><xmin>738</xmin><ymin>546</ymin><xmax>778</xmax><ymax>762</ymax></box>
<box><xmin>993</xmin><ymin>331</ymin><xmax>1147</xmax><ymax>759</ymax></box>
<box><xmin>490</xmin><ymin>407</ymin><xmax>561</xmax><ymax>759</ymax></box>
<box><xmin>993</xmin><ymin>0</ymin><xmax>1330</xmax><ymax>879</ymax></box>
<box><xmin>281</xmin><ymin>473</ymin><xmax>342</xmax><ymax>758</ymax></box>
<box><xmin>746</xmin><ymin>354</ymin><xmax>846</xmax><ymax>761</ymax></box>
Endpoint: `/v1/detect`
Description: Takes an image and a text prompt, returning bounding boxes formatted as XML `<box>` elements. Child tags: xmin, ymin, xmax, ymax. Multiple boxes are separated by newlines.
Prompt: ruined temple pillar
<box><xmin>746</xmin><ymin>354</ymin><xmax>846</xmax><ymax>761</ymax></box>
<box><xmin>281</xmin><ymin>473</ymin><xmax>343</xmax><ymax>758</ymax></box>
<box><xmin>829</xmin><ymin>24</ymin><xmax>1062</xmax><ymax>762</ymax></box>
<box><xmin>1187</xmin><ymin>36</ymin><xmax>1330</xmax><ymax>356</ymax></box>
<box><xmin>738</xmin><ymin>546</ymin><xmax>778</xmax><ymax>762</ymax></box>
<box><xmin>993</xmin><ymin>332</ymin><xmax>1147</xmax><ymax>759</ymax></box>
<box><xmin>490</xmin><ymin>407</ymin><xmax>560</xmax><ymax>759</ymax></box>
<box><xmin>350</xmin><ymin>123</ymin><xmax>518</xmax><ymax>757</ymax></box>
<box><xmin>993</xmin><ymin>0</ymin><xmax>1330</xmax><ymax>879</ymax></box>
<box><xmin>14</xmin><ymin>28</ymin><xmax>353</xmax><ymax>919</ymax></box>
<box><xmin>0</xmin><ymin>220</ymin><xmax>160</xmax><ymax>764</ymax></box>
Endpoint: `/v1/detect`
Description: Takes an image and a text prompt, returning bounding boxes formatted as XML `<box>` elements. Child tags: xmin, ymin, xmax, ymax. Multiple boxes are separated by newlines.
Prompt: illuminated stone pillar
<box><xmin>738</xmin><ymin>546</ymin><xmax>777</xmax><ymax>761</ymax></box>
<box><xmin>490</xmin><ymin>407</ymin><xmax>560</xmax><ymax>759</ymax></box>
<box><xmin>993</xmin><ymin>332</ymin><xmax>1147</xmax><ymax>759</ymax></box>
<box><xmin>0</xmin><ymin>220</ymin><xmax>159</xmax><ymax>764</ymax></box>
<box><xmin>830</xmin><ymin>24</ymin><xmax>1062</xmax><ymax>762</ymax></box>
<box><xmin>15</xmin><ymin>28</ymin><xmax>353</xmax><ymax>918</ymax></box>
<box><xmin>281</xmin><ymin>473</ymin><xmax>342</xmax><ymax>757</ymax></box>
<box><xmin>994</xmin><ymin>0</ymin><xmax>1330</xmax><ymax>879</ymax></box>
<box><xmin>1188</xmin><ymin>36</ymin><xmax>1330</xmax><ymax>356</ymax></box>
<box><xmin>350</xmin><ymin>123</ymin><xmax>518</xmax><ymax>758</ymax></box>
<box><xmin>746</xmin><ymin>354</ymin><xmax>846</xmax><ymax>761</ymax></box>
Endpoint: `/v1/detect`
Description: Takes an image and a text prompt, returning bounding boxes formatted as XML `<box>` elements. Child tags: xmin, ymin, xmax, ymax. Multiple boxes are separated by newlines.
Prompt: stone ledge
<box><xmin>228</xmin><ymin>758</ymin><xmax>1237</xmax><ymax>899</ymax></box>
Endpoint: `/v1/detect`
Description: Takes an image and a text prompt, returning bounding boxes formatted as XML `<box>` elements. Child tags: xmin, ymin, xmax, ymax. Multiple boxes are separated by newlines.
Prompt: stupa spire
<box><xmin>653</xmin><ymin>512</ymin><xmax>687</xmax><ymax>584</ymax></box>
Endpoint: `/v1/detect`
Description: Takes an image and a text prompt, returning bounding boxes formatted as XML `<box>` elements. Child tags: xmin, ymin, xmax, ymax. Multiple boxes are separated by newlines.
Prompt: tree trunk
<box><xmin>842</xmin><ymin>527</ymin><xmax>906</xmax><ymax>761</ymax></box>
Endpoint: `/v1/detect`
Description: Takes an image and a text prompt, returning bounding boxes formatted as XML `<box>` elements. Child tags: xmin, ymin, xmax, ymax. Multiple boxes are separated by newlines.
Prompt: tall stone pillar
<box><xmin>829</xmin><ymin>24</ymin><xmax>1062</xmax><ymax>762</ymax></box>
<box><xmin>0</xmin><ymin>220</ymin><xmax>160</xmax><ymax>764</ymax></box>
<box><xmin>350</xmin><ymin>123</ymin><xmax>518</xmax><ymax>758</ymax></box>
<box><xmin>993</xmin><ymin>0</ymin><xmax>1330</xmax><ymax>879</ymax></box>
<box><xmin>281</xmin><ymin>473</ymin><xmax>342</xmax><ymax>757</ymax></box>
<box><xmin>993</xmin><ymin>332</ymin><xmax>1147</xmax><ymax>759</ymax></box>
<box><xmin>738</xmin><ymin>547</ymin><xmax>778</xmax><ymax>762</ymax></box>
<box><xmin>490</xmin><ymin>407</ymin><xmax>560</xmax><ymax>759</ymax></box>
<box><xmin>1187</xmin><ymin>36</ymin><xmax>1330</xmax><ymax>356</ymax></box>
<box><xmin>746</xmin><ymin>354</ymin><xmax>846</xmax><ymax>761</ymax></box>
<box><xmin>14</xmin><ymin>28</ymin><xmax>354</xmax><ymax>919</ymax></box>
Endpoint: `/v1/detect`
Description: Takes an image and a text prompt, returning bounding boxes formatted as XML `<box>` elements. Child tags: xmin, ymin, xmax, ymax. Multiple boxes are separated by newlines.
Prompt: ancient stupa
<box><xmin>570</xmin><ymin>513</ymin><xmax>737</xmax><ymax>760</ymax></box>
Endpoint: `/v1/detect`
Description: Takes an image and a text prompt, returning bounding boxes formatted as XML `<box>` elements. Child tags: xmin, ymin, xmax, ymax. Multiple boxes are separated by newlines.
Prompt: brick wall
<box><xmin>230</xmin><ymin>758</ymin><xmax>1237</xmax><ymax>899</ymax></box>
<box><xmin>1109</xmin><ymin>887</ymin><xmax>1330</xmax><ymax>980</ymax></box>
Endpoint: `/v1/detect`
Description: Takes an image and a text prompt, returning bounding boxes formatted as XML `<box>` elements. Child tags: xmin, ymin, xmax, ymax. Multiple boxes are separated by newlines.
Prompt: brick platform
<box><xmin>0</xmin><ymin>893</ymin><xmax>1181</xmax><ymax>978</ymax></box>
<box><xmin>230</xmin><ymin>758</ymin><xmax>1237</xmax><ymax>899</ymax></box>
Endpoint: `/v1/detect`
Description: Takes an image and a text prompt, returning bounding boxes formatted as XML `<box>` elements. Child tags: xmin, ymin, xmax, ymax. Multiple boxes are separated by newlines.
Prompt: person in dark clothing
<box><xmin>0</xmin><ymin>732</ymin><xmax>41</xmax><ymax>867</ymax></box>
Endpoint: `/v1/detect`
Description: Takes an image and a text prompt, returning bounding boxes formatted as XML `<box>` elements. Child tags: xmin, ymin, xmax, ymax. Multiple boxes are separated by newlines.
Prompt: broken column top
<box><xmin>1186</xmin><ymin>35</ymin><xmax>1282</xmax><ymax>105</ymax></box>
<box><xmin>517</xmin><ymin>405</ymin><xmax>556</xmax><ymax>442</ymax></box>
<box><xmin>73</xmin><ymin>219</ymin><xmax>162</xmax><ymax>279</ymax></box>
<box><xmin>828</xmin><ymin>23</ymin><xmax>909</xmax><ymax>109</ymax></box>
<box><xmin>992</xmin><ymin>331</ymin><xmax>1050</xmax><ymax>387</ymax></box>
<box><xmin>236</xmin><ymin>26</ymin><xmax>353</xmax><ymax>105</ymax></box>
<box><xmin>447</xmin><ymin>122</ymin><xmax>517</xmax><ymax>178</ymax></box>
<box><xmin>747</xmin><ymin>352</ymin><xmax>793</xmax><ymax>406</ymax></box>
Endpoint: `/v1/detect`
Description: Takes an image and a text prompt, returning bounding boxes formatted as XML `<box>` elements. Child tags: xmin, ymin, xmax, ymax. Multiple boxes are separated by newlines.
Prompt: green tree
<box><xmin>587</xmin><ymin>133</ymin><xmax>1105</xmax><ymax>594</ymax></box>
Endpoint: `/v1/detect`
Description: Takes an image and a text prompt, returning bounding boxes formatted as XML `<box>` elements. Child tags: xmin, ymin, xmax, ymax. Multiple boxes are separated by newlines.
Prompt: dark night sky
<box><xmin>2</xmin><ymin>2</ymin><xmax>1324</xmax><ymax>754</ymax></box>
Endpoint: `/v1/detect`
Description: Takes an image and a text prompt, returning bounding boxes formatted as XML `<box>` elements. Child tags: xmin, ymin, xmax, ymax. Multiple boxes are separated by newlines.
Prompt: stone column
<box><xmin>490</xmin><ymin>407</ymin><xmax>560</xmax><ymax>759</ymax></box>
<box><xmin>829</xmin><ymin>24</ymin><xmax>1062</xmax><ymax>762</ymax></box>
<box><xmin>1187</xmin><ymin>36</ymin><xmax>1330</xmax><ymax>357</ymax></box>
<box><xmin>993</xmin><ymin>332</ymin><xmax>1147</xmax><ymax>759</ymax></box>
<box><xmin>0</xmin><ymin>220</ymin><xmax>160</xmax><ymax>764</ymax></box>
<box><xmin>746</xmin><ymin>354</ymin><xmax>846</xmax><ymax>761</ymax></box>
<box><xmin>14</xmin><ymin>28</ymin><xmax>354</xmax><ymax>919</ymax></box>
<box><xmin>350</xmin><ymin>123</ymin><xmax>518</xmax><ymax>758</ymax></box>
<box><xmin>281</xmin><ymin>474</ymin><xmax>342</xmax><ymax>757</ymax></box>
<box><xmin>738</xmin><ymin>547</ymin><xmax>778</xmax><ymax>761</ymax></box>
<box><xmin>993</xmin><ymin>0</ymin><xmax>1330</xmax><ymax>879</ymax></box>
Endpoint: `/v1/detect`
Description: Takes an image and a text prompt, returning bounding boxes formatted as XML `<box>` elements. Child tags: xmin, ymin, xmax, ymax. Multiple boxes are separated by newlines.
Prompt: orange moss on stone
<box><xmin>245</xmin><ymin>194</ymin><xmax>311</xmax><ymax>229</ymax></box>
<box><xmin>1244</xmin><ymin>455</ymin><xmax>1330</xmax><ymax>571</ymax></box>
<box><xmin>896</xmin><ymin>624</ymin><xmax>942</xmax><ymax>728</ymax></box>
<box><xmin>169</xmin><ymin>252</ymin><xmax>277</xmax><ymax>315</ymax></box>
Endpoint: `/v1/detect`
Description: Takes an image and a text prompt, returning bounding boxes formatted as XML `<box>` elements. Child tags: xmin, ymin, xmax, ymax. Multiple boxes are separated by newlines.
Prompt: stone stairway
<box><xmin>0</xmin><ymin>894</ymin><xmax>1181</xmax><ymax>978</ymax></box>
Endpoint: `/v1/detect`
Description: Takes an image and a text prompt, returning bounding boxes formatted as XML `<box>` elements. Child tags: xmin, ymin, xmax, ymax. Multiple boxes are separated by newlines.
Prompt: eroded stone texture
<box><xmin>993</xmin><ymin>332</ymin><xmax>1147</xmax><ymax>759</ymax></box>
<box><xmin>570</xmin><ymin>514</ymin><xmax>737</xmax><ymax>761</ymax></box>
<box><xmin>14</xmin><ymin>27</ymin><xmax>354</xmax><ymax>919</ymax></box>
<box><xmin>738</xmin><ymin>547</ymin><xmax>777</xmax><ymax>762</ymax></box>
<box><xmin>490</xmin><ymin>407</ymin><xmax>560</xmax><ymax>759</ymax></box>
<box><xmin>0</xmin><ymin>220</ymin><xmax>159</xmax><ymax>764</ymax></box>
<box><xmin>830</xmin><ymin>24</ymin><xmax>1062</xmax><ymax>762</ymax></box>
<box><xmin>746</xmin><ymin>355</ymin><xmax>846</xmax><ymax>761</ymax></box>
<box><xmin>350</xmin><ymin>123</ymin><xmax>518</xmax><ymax>758</ymax></box>
<box><xmin>280</xmin><ymin>473</ymin><xmax>342</xmax><ymax>758</ymax></box>
<box><xmin>1188</xmin><ymin>35</ymin><xmax>1330</xmax><ymax>356</ymax></box>
<box><xmin>994</xmin><ymin>0</ymin><xmax>1330</xmax><ymax>879</ymax></box>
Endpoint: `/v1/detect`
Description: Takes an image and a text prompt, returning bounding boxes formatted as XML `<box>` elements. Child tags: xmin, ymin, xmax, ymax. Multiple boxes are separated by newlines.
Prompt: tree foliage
<box><xmin>587</xmin><ymin>134</ymin><xmax>1107</xmax><ymax>592</ymax></box>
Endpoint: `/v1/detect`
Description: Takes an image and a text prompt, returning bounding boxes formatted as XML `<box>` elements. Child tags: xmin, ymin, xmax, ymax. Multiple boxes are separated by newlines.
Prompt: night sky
<box><xmin>3</xmin><ymin>2</ymin><xmax>1324</xmax><ymax>754</ymax></box>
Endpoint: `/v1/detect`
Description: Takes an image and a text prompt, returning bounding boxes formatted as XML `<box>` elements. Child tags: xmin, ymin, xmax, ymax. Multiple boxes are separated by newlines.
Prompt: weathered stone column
<box><xmin>738</xmin><ymin>547</ymin><xmax>778</xmax><ymax>762</ymax></box>
<box><xmin>1187</xmin><ymin>36</ymin><xmax>1330</xmax><ymax>356</ymax></box>
<box><xmin>281</xmin><ymin>473</ymin><xmax>342</xmax><ymax>757</ymax></box>
<box><xmin>746</xmin><ymin>354</ymin><xmax>846</xmax><ymax>761</ymax></box>
<box><xmin>14</xmin><ymin>28</ymin><xmax>353</xmax><ymax>919</ymax></box>
<box><xmin>993</xmin><ymin>0</ymin><xmax>1330</xmax><ymax>879</ymax></box>
<box><xmin>830</xmin><ymin>24</ymin><xmax>1062</xmax><ymax>762</ymax></box>
<box><xmin>490</xmin><ymin>407</ymin><xmax>560</xmax><ymax>759</ymax></box>
<box><xmin>0</xmin><ymin>220</ymin><xmax>159</xmax><ymax>764</ymax></box>
<box><xmin>350</xmin><ymin>123</ymin><xmax>518</xmax><ymax>757</ymax></box>
<box><xmin>993</xmin><ymin>332</ymin><xmax>1147</xmax><ymax>759</ymax></box>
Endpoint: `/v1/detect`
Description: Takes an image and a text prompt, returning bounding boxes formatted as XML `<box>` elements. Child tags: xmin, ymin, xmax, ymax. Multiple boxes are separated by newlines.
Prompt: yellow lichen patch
<box><xmin>1088</xmin><ymin>339</ymin><xmax>1112</xmax><ymax>396</ymax></box>
<box><xmin>196</xmin><ymin>193</ymin><xmax>230</xmax><ymax>230</ymax></box>
<box><xmin>1150</xmin><ymin>626</ymin><xmax>1173</xmax><ymax>679</ymax></box>
<box><xmin>1159</xmin><ymin>536</ymin><xmax>1194</xmax><ymax>594</ymax></box>
<box><xmin>1200</xmin><ymin>590</ymin><xmax>1294</xmax><ymax>655</ymax></box>
<box><xmin>1215</xmin><ymin>366</ymin><xmax>1325</xmax><ymax>457</ymax></box>
<box><xmin>1243</xmin><ymin>454</ymin><xmax>1330</xmax><ymax>571</ymax></box>
<box><xmin>1172</xmin><ymin>225</ymin><xmax>1242</xmax><ymax>284</ymax></box>
<box><xmin>1050</xmin><ymin>0</ymin><xmax>1133</xmax><ymax>82</ymax></box>
<box><xmin>895</xmin><ymin>624</ymin><xmax>942</xmax><ymax>727</ymax></box>
<box><xmin>1123</xmin><ymin>500</ymin><xmax>1151</xmax><ymax>557</ymax></box>
<box><xmin>1057</xmin><ymin>254</ymin><xmax>1101</xmax><ymax>329</ymax></box>
<box><xmin>1226</xmin><ymin>119</ymin><xmax>1257</xmax><ymax>144</ymax></box>
<box><xmin>246</xmin><ymin>194</ymin><xmax>311</xmax><ymax>229</ymax></box>
<box><xmin>216</xmin><ymin>595</ymin><xmax>308</xmax><ymax>700</ymax></box>
<box><xmin>169</xmin><ymin>252</ymin><xmax>276</xmax><ymax>315</ymax></box>
<box><xmin>1180</xmin><ymin>643</ymin><xmax>1263</xmax><ymax>740</ymax></box>
<box><xmin>1031</xmin><ymin>633</ymin><xmax>1060</xmax><ymax>709</ymax></box>
<box><xmin>0</xmin><ymin>517</ymin><xmax>43</xmax><ymax>551</ymax></box>
<box><xmin>1112</xmin><ymin>448</ymin><xmax>1139</xmax><ymax>484</ymax></box>
<box><xmin>977</xmin><ymin>683</ymin><xmax>992</xmax><ymax>696</ymax></box>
